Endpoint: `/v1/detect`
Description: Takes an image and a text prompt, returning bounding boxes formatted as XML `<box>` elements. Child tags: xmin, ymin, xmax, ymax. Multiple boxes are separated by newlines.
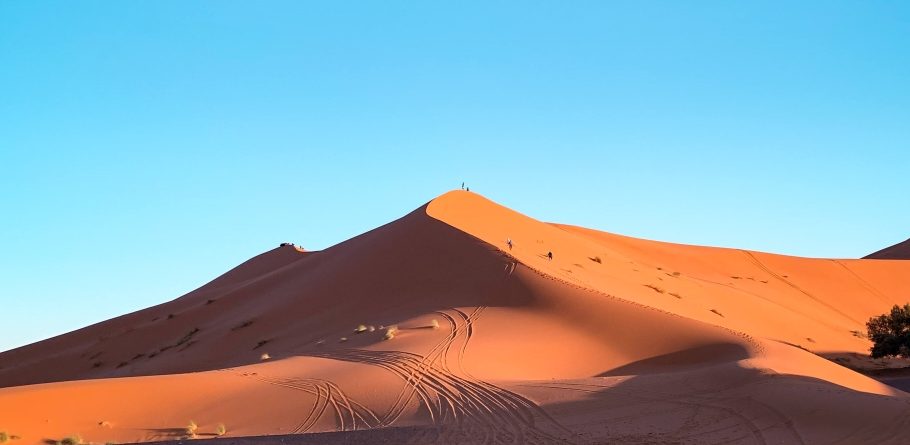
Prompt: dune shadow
<box><xmin>143</xmin><ymin>428</ymin><xmax>187</xmax><ymax>439</ymax></box>
<box><xmin>533</xmin><ymin>360</ymin><xmax>910</xmax><ymax>445</ymax></box>
<box><xmin>598</xmin><ymin>343</ymin><xmax>750</xmax><ymax>377</ymax></box>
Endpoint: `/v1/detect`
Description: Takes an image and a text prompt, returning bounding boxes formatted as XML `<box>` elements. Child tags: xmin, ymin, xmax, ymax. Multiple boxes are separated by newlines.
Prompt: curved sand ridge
<box><xmin>1</xmin><ymin>190</ymin><xmax>910</xmax><ymax>444</ymax></box>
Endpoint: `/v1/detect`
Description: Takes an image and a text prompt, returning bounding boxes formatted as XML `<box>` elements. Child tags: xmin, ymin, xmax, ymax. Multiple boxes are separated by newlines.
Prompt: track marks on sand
<box><xmin>312</xmin><ymin>308</ymin><xmax>572</xmax><ymax>444</ymax></box>
<box><xmin>229</xmin><ymin>371</ymin><xmax>381</xmax><ymax>433</ymax></box>
<box><xmin>529</xmin><ymin>380</ymin><xmax>806</xmax><ymax>445</ymax></box>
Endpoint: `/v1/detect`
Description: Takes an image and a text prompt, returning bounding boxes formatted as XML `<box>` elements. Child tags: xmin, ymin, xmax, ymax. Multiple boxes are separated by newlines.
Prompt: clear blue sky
<box><xmin>1</xmin><ymin>1</ymin><xmax>908</xmax><ymax>352</ymax></box>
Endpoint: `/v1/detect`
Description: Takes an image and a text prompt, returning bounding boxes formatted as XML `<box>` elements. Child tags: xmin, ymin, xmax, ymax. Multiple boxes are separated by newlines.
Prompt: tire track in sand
<box><xmin>225</xmin><ymin>370</ymin><xmax>381</xmax><ymax>433</ymax></box>
<box><xmin>310</xmin><ymin>310</ymin><xmax>573</xmax><ymax>445</ymax></box>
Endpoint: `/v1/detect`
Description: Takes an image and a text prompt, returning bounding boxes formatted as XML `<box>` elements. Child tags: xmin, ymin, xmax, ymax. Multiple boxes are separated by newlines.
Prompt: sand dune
<box><xmin>865</xmin><ymin>237</ymin><xmax>910</xmax><ymax>259</ymax></box>
<box><xmin>2</xmin><ymin>190</ymin><xmax>909</xmax><ymax>444</ymax></box>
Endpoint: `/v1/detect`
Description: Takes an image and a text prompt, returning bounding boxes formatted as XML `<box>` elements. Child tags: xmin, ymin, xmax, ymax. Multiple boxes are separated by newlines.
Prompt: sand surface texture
<box><xmin>2</xmin><ymin>191</ymin><xmax>909</xmax><ymax>445</ymax></box>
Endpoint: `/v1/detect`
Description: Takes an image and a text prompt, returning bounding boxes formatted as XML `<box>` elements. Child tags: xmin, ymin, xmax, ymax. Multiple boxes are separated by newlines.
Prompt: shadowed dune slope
<box><xmin>865</xmin><ymin>237</ymin><xmax>910</xmax><ymax>259</ymax></box>
<box><xmin>2</xmin><ymin>190</ymin><xmax>910</xmax><ymax>445</ymax></box>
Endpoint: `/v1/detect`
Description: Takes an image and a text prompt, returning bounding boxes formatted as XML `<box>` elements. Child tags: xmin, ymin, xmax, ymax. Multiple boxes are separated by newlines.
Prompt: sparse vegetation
<box><xmin>867</xmin><ymin>304</ymin><xmax>910</xmax><ymax>358</ymax></box>
<box><xmin>215</xmin><ymin>423</ymin><xmax>226</xmax><ymax>436</ymax></box>
<box><xmin>588</xmin><ymin>256</ymin><xmax>602</xmax><ymax>264</ymax></box>
<box><xmin>354</xmin><ymin>324</ymin><xmax>367</xmax><ymax>333</ymax></box>
<box><xmin>383</xmin><ymin>326</ymin><xmax>399</xmax><ymax>340</ymax></box>
<box><xmin>185</xmin><ymin>421</ymin><xmax>198</xmax><ymax>439</ymax></box>
<box><xmin>260</xmin><ymin>352</ymin><xmax>271</xmax><ymax>360</ymax></box>
<box><xmin>430</xmin><ymin>319</ymin><xmax>440</xmax><ymax>329</ymax></box>
<box><xmin>644</xmin><ymin>284</ymin><xmax>665</xmax><ymax>294</ymax></box>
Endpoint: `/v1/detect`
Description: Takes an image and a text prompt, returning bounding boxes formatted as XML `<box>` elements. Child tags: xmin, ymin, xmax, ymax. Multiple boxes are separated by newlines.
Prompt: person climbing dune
<box><xmin>547</xmin><ymin>251</ymin><xmax>553</xmax><ymax>261</ymax></box>
<box><xmin>507</xmin><ymin>238</ymin><xmax>513</xmax><ymax>250</ymax></box>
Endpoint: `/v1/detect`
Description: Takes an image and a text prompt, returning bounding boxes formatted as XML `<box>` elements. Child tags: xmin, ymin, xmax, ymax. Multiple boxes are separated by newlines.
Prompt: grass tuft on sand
<box><xmin>383</xmin><ymin>326</ymin><xmax>399</xmax><ymax>340</ymax></box>
<box><xmin>185</xmin><ymin>421</ymin><xmax>198</xmax><ymax>439</ymax></box>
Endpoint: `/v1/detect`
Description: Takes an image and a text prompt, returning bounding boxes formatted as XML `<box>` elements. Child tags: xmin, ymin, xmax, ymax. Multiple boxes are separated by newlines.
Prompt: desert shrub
<box><xmin>868</xmin><ymin>304</ymin><xmax>910</xmax><ymax>358</ymax></box>
<box><xmin>216</xmin><ymin>424</ymin><xmax>226</xmax><ymax>436</ymax></box>
<box><xmin>0</xmin><ymin>432</ymin><xmax>9</xmax><ymax>444</ymax></box>
<box><xmin>354</xmin><ymin>324</ymin><xmax>367</xmax><ymax>333</ymax></box>
<box><xmin>185</xmin><ymin>421</ymin><xmax>198</xmax><ymax>438</ymax></box>
<box><xmin>383</xmin><ymin>326</ymin><xmax>399</xmax><ymax>340</ymax></box>
<box><xmin>260</xmin><ymin>352</ymin><xmax>271</xmax><ymax>360</ymax></box>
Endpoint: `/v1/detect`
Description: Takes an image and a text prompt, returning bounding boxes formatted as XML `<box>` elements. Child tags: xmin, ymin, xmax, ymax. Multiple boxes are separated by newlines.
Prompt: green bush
<box><xmin>867</xmin><ymin>304</ymin><xmax>910</xmax><ymax>358</ymax></box>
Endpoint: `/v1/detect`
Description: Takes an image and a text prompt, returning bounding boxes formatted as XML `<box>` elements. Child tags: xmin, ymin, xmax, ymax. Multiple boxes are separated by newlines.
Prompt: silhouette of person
<box><xmin>461</xmin><ymin>182</ymin><xmax>464</xmax><ymax>190</ymax></box>
<box><xmin>547</xmin><ymin>251</ymin><xmax>553</xmax><ymax>261</ymax></box>
<box><xmin>507</xmin><ymin>238</ymin><xmax>513</xmax><ymax>250</ymax></box>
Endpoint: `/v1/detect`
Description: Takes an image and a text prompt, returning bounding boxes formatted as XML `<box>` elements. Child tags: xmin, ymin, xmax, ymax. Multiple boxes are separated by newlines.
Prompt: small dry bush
<box><xmin>383</xmin><ymin>326</ymin><xmax>399</xmax><ymax>340</ymax></box>
<box><xmin>215</xmin><ymin>423</ymin><xmax>226</xmax><ymax>436</ymax></box>
<box><xmin>185</xmin><ymin>421</ymin><xmax>198</xmax><ymax>439</ymax></box>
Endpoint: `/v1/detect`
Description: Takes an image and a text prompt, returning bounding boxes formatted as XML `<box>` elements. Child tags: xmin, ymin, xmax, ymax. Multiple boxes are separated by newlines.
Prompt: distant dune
<box><xmin>2</xmin><ymin>191</ymin><xmax>910</xmax><ymax>445</ymax></box>
<box><xmin>865</xmin><ymin>237</ymin><xmax>910</xmax><ymax>259</ymax></box>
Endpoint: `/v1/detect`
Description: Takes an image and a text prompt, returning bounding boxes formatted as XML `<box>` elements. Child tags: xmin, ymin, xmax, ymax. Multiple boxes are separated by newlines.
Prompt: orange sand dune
<box><xmin>2</xmin><ymin>190</ymin><xmax>910</xmax><ymax>445</ymax></box>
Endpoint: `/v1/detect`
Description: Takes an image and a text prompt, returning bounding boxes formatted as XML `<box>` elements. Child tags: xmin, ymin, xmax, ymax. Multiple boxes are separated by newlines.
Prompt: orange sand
<box><xmin>1</xmin><ymin>191</ymin><xmax>909</xmax><ymax>444</ymax></box>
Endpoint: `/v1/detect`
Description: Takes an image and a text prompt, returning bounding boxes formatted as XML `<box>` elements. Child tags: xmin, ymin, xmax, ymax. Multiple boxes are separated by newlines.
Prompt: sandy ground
<box><xmin>2</xmin><ymin>190</ymin><xmax>909</xmax><ymax>445</ymax></box>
